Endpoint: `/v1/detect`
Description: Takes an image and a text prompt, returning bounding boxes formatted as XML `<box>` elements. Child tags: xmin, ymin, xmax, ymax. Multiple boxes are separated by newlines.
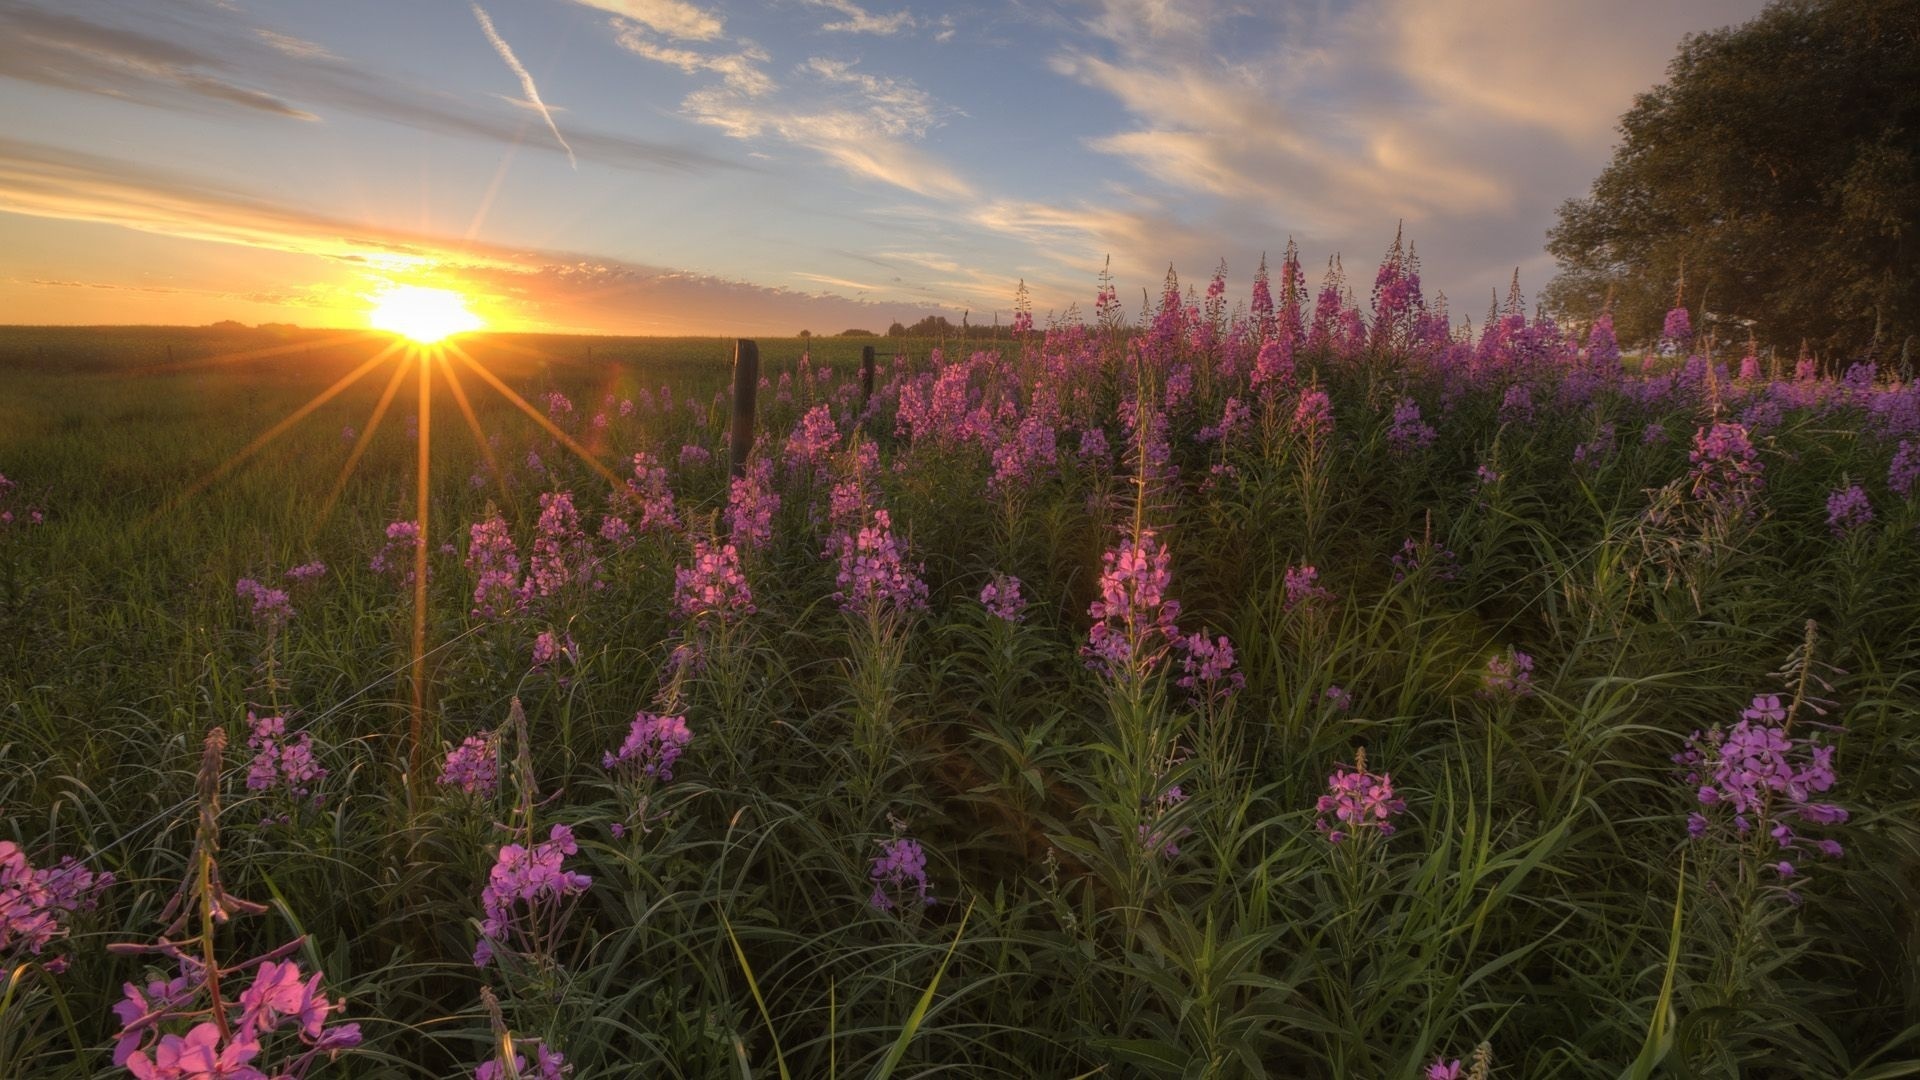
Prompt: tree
<box><xmin>1544</xmin><ymin>0</ymin><xmax>1919</xmax><ymax>361</ymax></box>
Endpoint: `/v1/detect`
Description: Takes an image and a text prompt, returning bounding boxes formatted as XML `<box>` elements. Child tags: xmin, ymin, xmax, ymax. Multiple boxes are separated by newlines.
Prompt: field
<box><xmin>3</xmin><ymin>270</ymin><xmax>1919</xmax><ymax>1079</ymax></box>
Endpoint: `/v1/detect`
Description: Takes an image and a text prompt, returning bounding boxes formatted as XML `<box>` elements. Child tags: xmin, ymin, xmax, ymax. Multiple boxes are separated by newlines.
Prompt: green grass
<box><xmin>1</xmin><ymin>324</ymin><xmax>1917</xmax><ymax>1078</ymax></box>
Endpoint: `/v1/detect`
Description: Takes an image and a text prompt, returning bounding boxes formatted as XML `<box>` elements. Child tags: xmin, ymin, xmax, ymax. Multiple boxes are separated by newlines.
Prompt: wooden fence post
<box><xmin>730</xmin><ymin>338</ymin><xmax>758</xmax><ymax>478</ymax></box>
<box><xmin>861</xmin><ymin>345</ymin><xmax>876</xmax><ymax>411</ymax></box>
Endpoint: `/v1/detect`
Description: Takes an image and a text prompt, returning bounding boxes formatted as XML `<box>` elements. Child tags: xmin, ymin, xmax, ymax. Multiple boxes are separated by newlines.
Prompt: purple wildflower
<box><xmin>244</xmin><ymin>712</ymin><xmax>326</xmax><ymax>810</ymax></box>
<box><xmin>829</xmin><ymin>507</ymin><xmax>928</xmax><ymax>616</ymax></box>
<box><xmin>1176</xmin><ymin>632</ymin><xmax>1244</xmax><ymax>703</ymax></box>
<box><xmin>466</xmin><ymin>515</ymin><xmax>521</xmax><ymax>620</ymax></box>
<box><xmin>1083</xmin><ymin>530</ymin><xmax>1182</xmax><ymax>678</ymax></box>
<box><xmin>1387</xmin><ymin>397</ymin><xmax>1436</xmax><ymax>454</ymax></box>
<box><xmin>725</xmin><ymin>458</ymin><xmax>779</xmax><ymax>554</ymax></box>
<box><xmin>368</xmin><ymin>520</ymin><xmax>423</xmax><ymax>586</ymax></box>
<box><xmin>1687</xmin><ymin>422</ymin><xmax>1764</xmax><ymax>520</ymax></box>
<box><xmin>1676</xmin><ymin>696</ymin><xmax>1847</xmax><ymax>882</ymax></box>
<box><xmin>868</xmin><ymin>837</ymin><xmax>933</xmax><ymax>912</ymax></box>
<box><xmin>235</xmin><ymin>578</ymin><xmax>293</xmax><ymax>629</ymax></box>
<box><xmin>474</xmin><ymin>824</ymin><xmax>593</xmax><ymax>968</ymax></box>
<box><xmin>282</xmin><ymin>562</ymin><xmax>327</xmax><ymax>585</ymax></box>
<box><xmin>621</xmin><ymin>451</ymin><xmax>680</xmax><ymax>534</ymax></box>
<box><xmin>438</xmin><ymin>735</ymin><xmax>499</xmax><ymax>798</ymax></box>
<box><xmin>1315</xmin><ymin>756</ymin><xmax>1407</xmax><ymax>844</ymax></box>
<box><xmin>1480</xmin><ymin>649</ymin><xmax>1535</xmax><ymax>699</ymax></box>
<box><xmin>980</xmin><ymin>574</ymin><xmax>1027</xmax><ymax>622</ymax></box>
<box><xmin>530</xmin><ymin>631</ymin><xmax>578</xmax><ymax>676</ymax></box>
<box><xmin>1</xmin><ymin>840</ymin><xmax>112</xmax><ymax>969</ymax></box>
<box><xmin>1890</xmin><ymin>441</ymin><xmax>1919</xmax><ymax>500</ymax></box>
<box><xmin>1323</xmin><ymin>685</ymin><xmax>1352</xmax><ymax>712</ymax></box>
<box><xmin>602</xmin><ymin>712</ymin><xmax>692</xmax><ymax>782</ymax></box>
<box><xmin>1291</xmin><ymin>385</ymin><xmax>1334</xmax><ymax>448</ymax></box>
<box><xmin>520</xmin><ymin>492</ymin><xmax>596</xmax><ymax>602</ymax></box>
<box><xmin>1283</xmin><ymin>564</ymin><xmax>1335</xmax><ymax>613</ymax></box>
<box><xmin>673</xmin><ymin>537</ymin><xmax>755</xmax><ymax>623</ymax></box>
<box><xmin>1826</xmin><ymin>484</ymin><xmax>1873</xmax><ymax>536</ymax></box>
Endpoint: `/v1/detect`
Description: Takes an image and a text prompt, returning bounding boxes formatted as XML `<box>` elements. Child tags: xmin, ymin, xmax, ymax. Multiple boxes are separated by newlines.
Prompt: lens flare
<box><xmin>370</xmin><ymin>286</ymin><xmax>483</xmax><ymax>343</ymax></box>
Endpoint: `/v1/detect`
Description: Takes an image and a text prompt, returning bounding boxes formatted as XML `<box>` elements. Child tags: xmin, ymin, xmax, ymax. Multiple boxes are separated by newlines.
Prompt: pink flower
<box><xmin>1315</xmin><ymin>760</ymin><xmax>1407</xmax><ymax>844</ymax></box>
<box><xmin>979</xmin><ymin>574</ymin><xmax>1027</xmax><ymax>622</ymax></box>
<box><xmin>1083</xmin><ymin>530</ymin><xmax>1181</xmax><ymax>678</ymax></box>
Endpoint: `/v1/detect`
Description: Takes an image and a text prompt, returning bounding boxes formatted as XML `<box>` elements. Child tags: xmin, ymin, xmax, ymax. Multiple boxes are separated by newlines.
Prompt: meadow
<box><xmin>2</xmin><ymin>249</ymin><xmax>1919</xmax><ymax>1079</ymax></box>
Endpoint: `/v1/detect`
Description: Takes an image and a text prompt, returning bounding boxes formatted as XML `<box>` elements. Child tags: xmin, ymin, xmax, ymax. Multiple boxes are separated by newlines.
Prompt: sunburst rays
<box><xmin>171</xmin><ymin>328</ymin><xmax>626</xmax><ymax>784</ymax></box>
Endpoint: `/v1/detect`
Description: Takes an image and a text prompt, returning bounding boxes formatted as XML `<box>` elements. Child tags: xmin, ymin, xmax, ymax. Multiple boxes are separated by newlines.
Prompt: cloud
<box><xmin>253</xmin><ymin>29</ymin><xmax>338</xmax><ymax>62</ymax></box>
<box><xmin>608</xmin><ymin>20</ymin><xmax>773</xmax><ymax>96</ymax></box>
<box><xmin>804</xmin><ymin>0</ymin><xmax>914</xmax><ymax>36</ymax></box>
<box><xmin>0</xmin><ymin>4</ymin><xmax>319</xmax><ymax>120</ymax></box>
<box><xmin>561</xmin><ymin>0</ymin><xmax>723</xmax><ymax>41</ymax></box>
<box><xmin>0</xmin><ymin>2</ymin><xmax>742</xmax><ymax>175</ymax></box>
<box><xmin>679</xmin><ymin>57</ymin><xmax>970</xmax><ymax>199</ymax></box>
<box><xmin>1046</xmin><ymin>0</ymin><xmax>1770</xmax><ymax>303</ymax></box>
<box><xmin>470</xmin><ymin>3</ymin><xmax>576</xmax><ymax>168</ymax></box>
<box><xmin>0</xmin><ymin>137</ymin><xmax>958</xmax><ymax>334</ymax></box>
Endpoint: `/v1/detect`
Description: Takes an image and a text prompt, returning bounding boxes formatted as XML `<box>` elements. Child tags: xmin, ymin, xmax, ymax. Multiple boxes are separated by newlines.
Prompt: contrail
<box><xmin>470</xmin><ymin>2</ymin><xmax>576</xmax><ymax>169</ymax></box>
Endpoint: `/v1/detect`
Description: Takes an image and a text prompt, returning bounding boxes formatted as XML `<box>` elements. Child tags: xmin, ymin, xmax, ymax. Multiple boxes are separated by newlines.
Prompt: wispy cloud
<box><xmin>679</xmin><ymin>57</ymin><xmax>970</xmax><ymax>199</ymax></box>
<box><xmin>0</xmin><ymin>4</ymin><xmax>319</xmax><ymax>120</ymax></box>
<box><xmin>470</xmin><ymin>3</ymin><xmax>576</xmax><ymax>169</ymax></box>
<box><xmin>562</xmin><ymin>0</ymin><xmax>723</xmax><ymax>42</ymax></box>
<box><xmin>0</xmin><ymin>2</ymin><xmax>741</xmax><ymax>175</ymax></box>
<box><xmin>804</xmin><ymin>0</ymin><xmax>914</xmax><ymax>36</ymax></box>
<box><xmin>608</xmin><ymin>20</ymin><xmax>772</xmax><ymax>96</ymax></box>
<box><xmin>253</xmin><ymin>28</ymin><xmax>338</xmax><ymax>62</ymax></box>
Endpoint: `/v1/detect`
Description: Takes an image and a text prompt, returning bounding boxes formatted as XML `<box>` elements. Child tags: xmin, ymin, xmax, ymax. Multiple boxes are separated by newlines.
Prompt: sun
<box><xmin>369</xmin><ymin>286</ymin><xmax>483</xmax><ymax>343</ymax></box>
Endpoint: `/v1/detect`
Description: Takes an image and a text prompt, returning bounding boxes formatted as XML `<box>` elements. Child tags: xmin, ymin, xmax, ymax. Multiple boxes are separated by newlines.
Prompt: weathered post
<box><xmin>730</xmin><ymin>338</ymin><xmax>758</xmax><ymax>478</ymax></box>
<box><xmin>861</xmin><ymin>344</ymin><xmax>876</xmax><ymax>411</ymax></box>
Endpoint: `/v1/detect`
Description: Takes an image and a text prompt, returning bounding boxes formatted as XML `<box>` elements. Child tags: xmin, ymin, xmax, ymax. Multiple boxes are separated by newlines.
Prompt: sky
<box><xmin>0</xmin><ymin>0</ymin><xmax>1770</xmax><ymax>336</ymax></box>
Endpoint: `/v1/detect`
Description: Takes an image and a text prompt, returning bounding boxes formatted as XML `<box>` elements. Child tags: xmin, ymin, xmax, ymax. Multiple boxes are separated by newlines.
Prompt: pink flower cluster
<box><xmin>466</xmin><ymin>515</ymin><xmax>521</xmax><ymax>620</ymax></box>
<box><xmin>979</xmin><ymin>573</ymin><xmax>1027</xmax><ymax>622</ymax></box>
<box><xmin>113</xmin><ymin>957</ymin><xmax>361</xmax><ymax>1079</ymax></box>
<box><xmin>621</xmin><ymin>451</ymin><xmax>680</xmax><ymax>535</ymax></box>
<box><xmin>1084</xmin><ymin>530</ymin><xmax>1182</xmax><ymax>678</ymax></box>
<box><xmin>830</xmin><ymin>508</ymin><xmax>928</xmax><ymax>616</ymax></box>
<box><xmin>1315</xmin><ymin>761</ymin><xmax>1407</xmax><ymax>844</ymax></box>
<box><xmin>786</xmin><ymin>404</ymin><xmax>839</xmax><ymax>477</ymax></box>
<box><xmin>1826</xmin><ymin>484</ymin><xmax>1873</xmax><ymax>536</ymax></box>
<box><xmin>243</xmin><ymin>713</ymin><xmax>326</xmax><ymax>813</ymax></box>
<box><xmin>1283</xmin><ymin>564</ymin><xmax>1335</xmax><ymax>613</ymax></box>
<box><xmin>368</xmin><ymin>520</ymin><xmax>423</xmax><ymax>586</ymax></box>
<box><xmin>869</xmin><ymin>836</ymin><xmax>933</xmax><ymax>912</ymax></box>
<box><xmin>1479</xmin><ymin>649</ymin><xmax>1535</xmax><ymax>699</ymax></box>
<box><xmin>1291</xmin><ymin>386</ymin><xmax>1333</xmax><ymax>447</ymax></box>
<box><xmin>474</xmin><ymin>824</ymin><xmax>593</xmax><ymax>968</ymax></box>
<box><xmin>673</xmin><ymin>537</ymin><xmax>755</xmax><ymax>623</ymax></box>
<box><xmin>1387</xmin><ymin>397</ymin><xmax>1436</xmax><ymax>454</ymax></box>
<box><xmin>1687</xmin><ymin>422</ymin><xmax>1764</xmax><ymax>520</ymax></box>
<box><xmin>1</xmin><ymin>840</ymin><xmax>111</xmax><ymax>971</ymax></box>
<box><xmin>530</xmin><ymin>630</ymin><xmax>578</xmax><ymax>676</ymax></box>
<box><xmin>438</xmin><ymin>735</ymin><xmax>499</xmax><ymax>798</ymax></box>
<box><xmin>726</xmin><ymin>458</ymin><xmax>780</xmax><ymax>554</ymax></box>
<box><xmin>283</xmin><ymin>562</ymin><xmax>327</xmax><ymax>585</ymax></box>
<box><xmin>1176</xmin><ymin>633</ymin><xmax>1244</xmax><ymax>703</ymax></box>
<box><xmin>520</xmin><ymin>492</ymin><xmax>595</xmax><ymax>602</ymax></box>
<box><xmin>1890</xmin><ymin>440</ymin><xmax>1919</xmax><ymax>500</ymax></box>
<box><xmin>602</xmin><ymin>711</ymin><xmax>692</xmax><ymax>782</ymax></box>
<box><xmin>235</xmin><ymin>578</ymin><xmax>293</xmax><ymax>629</ymax></box>
<box><xmin>1676</xmin><ymin>695</ymin><xmax>1847</xmax><ymax>883</ymax></box>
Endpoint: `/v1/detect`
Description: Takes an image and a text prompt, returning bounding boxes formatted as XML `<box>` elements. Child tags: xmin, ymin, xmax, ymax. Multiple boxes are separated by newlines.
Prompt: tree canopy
<box><xmin>1544</xmin><ymin>0</ymin><xmax>1919</xmax><ymax>362</ymax></box>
